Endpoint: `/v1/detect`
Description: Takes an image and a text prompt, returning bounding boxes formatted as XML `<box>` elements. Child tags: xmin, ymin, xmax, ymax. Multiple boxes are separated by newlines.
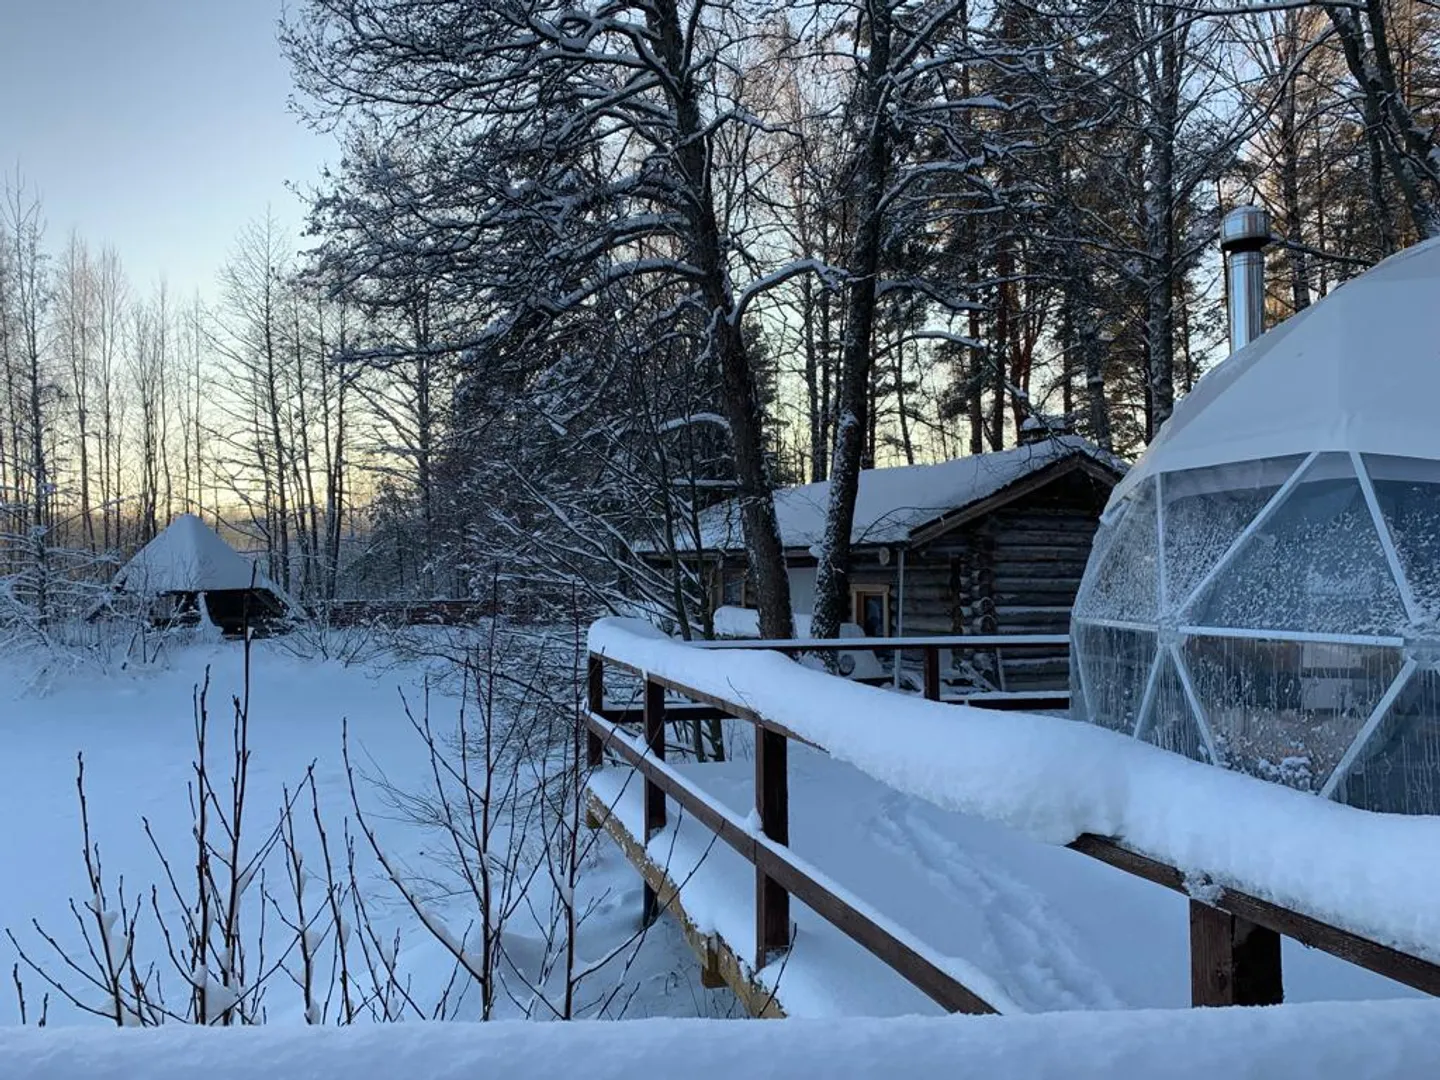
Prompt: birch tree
<box><xmin>213</xmin><ymin>213</ymin><xmax>296</xmax><ymax>591</ymax></box>
<box><xmin>1</xmin><ymin>176</ymin><xmax>56</xmax><ymax>627</ymax></box>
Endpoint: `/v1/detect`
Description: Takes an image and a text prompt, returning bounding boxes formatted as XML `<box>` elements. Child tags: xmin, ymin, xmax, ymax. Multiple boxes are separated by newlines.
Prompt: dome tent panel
<box><xmin>1159</xmin><ymin>456</ymin><xmax>1304</xmax><ymax>609</ymax></box>
<box><xmin>1075</xmin><ymin>504</ymin><xmax>1127</xmax><ymax>610</ymax></box>
<box><xmin>1181</xmin><ymin>634</ymin><xmax>1406</xmax><ymax>793</ymax></box>
<box><xmin>1183</xmin><ymin>454</ymin><xmax>1409</xmax><ymax>639</ymax></box>
<box><xmin>1135</xmin><ymin>649</ymin><xmax>1211</xmax><ymax>764</ymax></box>
<box><xmin>1073</xmin><ymin>477</ymin><xmax>1160</xmax><ymax>623</ymax></box>
<box><xmin>1367</xmin><ymin>453</ymin><xmax>1440</xmax><ymax>628</ymax></box>
<box><xmin>1332</xmin><ymin>666</ymin><xmax>1440</xmax><ymax>815</ymax></box>
<box><xmin>1071</xmin><ymin>622</ymin><xmax>1155</xmax><ymax>734</ymax></box>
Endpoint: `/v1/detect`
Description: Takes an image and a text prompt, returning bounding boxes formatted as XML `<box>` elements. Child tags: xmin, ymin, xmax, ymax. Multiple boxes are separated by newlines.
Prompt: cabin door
<box><xmin>850</xmin><ymin>585</ymin><xmax>890</xmax><ymax>637</ymax></box>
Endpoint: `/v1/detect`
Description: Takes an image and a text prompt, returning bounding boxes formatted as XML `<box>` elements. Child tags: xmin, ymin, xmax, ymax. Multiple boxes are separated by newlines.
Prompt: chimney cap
<box><xmin>1221</xmin><ymin>205</ymin><xmax>1272</xmax><ymax>254</ymax></box>
<box><xmin>1019</xmin><ymin>412</ymin><xmax>1074</xmax><ymax>444</ymax></box>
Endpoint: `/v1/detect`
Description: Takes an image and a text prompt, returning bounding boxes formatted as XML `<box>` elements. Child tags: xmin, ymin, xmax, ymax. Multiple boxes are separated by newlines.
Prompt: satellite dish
<box><xmin>877</xmin><ymin>547</ymin><xmax>892</xmax><ymax>566</ymax></box>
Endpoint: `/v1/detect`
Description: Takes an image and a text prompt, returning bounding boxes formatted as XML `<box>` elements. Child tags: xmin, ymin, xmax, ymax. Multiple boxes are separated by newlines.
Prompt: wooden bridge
<box><xmin>583</xmin><ymin>633</ymin><xmax>1440</xmax><ymax>1019</ymax></box>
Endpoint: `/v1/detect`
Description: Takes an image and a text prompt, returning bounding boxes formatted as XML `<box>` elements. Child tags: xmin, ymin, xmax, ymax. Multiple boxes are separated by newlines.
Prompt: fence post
<box><xmin>586</xmin><ymin>654</ymin><xmax>604</xmax><ymax>768</ymax></box>
<box><xmin>1189</xmin><ymin>900</ymin><xmax>1283</xmax><ymax>1006</ymax></box>
<box><xmin>755</xmin><ymin>727</ymin><xmax>791</xmax><ymax>968</ymax></box>
<box><xmin>923</xmin><ymin>646</ymin><xmax>941</xmax><ymax>701</ymax></box>
<box><xmin>642</xmin><ymin>677</ymin><xmax>667</xmax><ymax>926</ymax></box>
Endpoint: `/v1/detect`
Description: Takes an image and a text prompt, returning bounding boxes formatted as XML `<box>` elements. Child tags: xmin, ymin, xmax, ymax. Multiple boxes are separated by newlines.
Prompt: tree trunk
<box><xmin>810</xmin><ymin>3</ymin><xmax>892</xmax><ymax>642</ymax></box>
<box><xmin>1145</xmin><ymin>12</ymin><xmax>1178</xmax><ymax>439</ymax></box>
<box><xmin>1328</xmin><ymin>3</ymin><xmax>1440</xmax><ymax>240</ymax></box>
<box><xmin>1085</xmin><ymin>316</ymin><xmax>1111</xmax><ymax>452</ymax></box>
<box><xmin>1277</xmin><ymin>77</ymin><xmax>1312</xmax><ymax>313</ymax></box>
<box><xmin>649</xmin><ymin>0</ymin><xmax>793</xmax><ymax>639</ymax></box>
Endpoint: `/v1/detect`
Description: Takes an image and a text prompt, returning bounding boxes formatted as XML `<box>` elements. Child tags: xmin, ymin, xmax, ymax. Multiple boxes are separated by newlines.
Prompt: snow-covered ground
<box><xmin>4</xmin><ymin>999</ymin><xmax>1440</xmax><ymax>1079</ymax></box>
<box><xmin>2</xmin><ymin>619</ymin><xmax>1430</xmax><ymax>1051</ymax></box>
<box><xmin>0</xmin><ymin>632</ymin><xmax>735</xmax><ymax>1026</ymax></box>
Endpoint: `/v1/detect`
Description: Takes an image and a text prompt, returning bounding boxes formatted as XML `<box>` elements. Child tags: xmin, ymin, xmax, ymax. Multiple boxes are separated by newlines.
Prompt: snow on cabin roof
<box><xmin>691</xmin><ymin>436</ymin><xmax>1123</xmax><ymax>553</ymax></box>
<box><xmin>114</xmin><ymin>514</ymin><xmax>280</xmax><ymax>596</ymax></box>
<box><xmin>1113</xmin><ymin>233</ymin><xmax>1440</xmax><ymax>504</ymax></box>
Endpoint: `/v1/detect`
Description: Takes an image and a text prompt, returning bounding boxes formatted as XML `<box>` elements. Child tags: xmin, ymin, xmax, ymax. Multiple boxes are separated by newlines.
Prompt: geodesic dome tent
<box><xmin>1071</xmin><ymin>236</ymin><xmax>1440</xmax><ymax>815</ymax></box>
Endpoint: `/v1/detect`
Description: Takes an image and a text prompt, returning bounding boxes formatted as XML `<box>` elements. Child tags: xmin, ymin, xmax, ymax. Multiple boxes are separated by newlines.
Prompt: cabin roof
<box><xmin>114</xmin><ymin>513</ymin><xmax>286</xmax><ymax>597</ymax></box>
<box><xmin>686</xmin><ymin>436</ymin><xmax>1125</xmax><ymax>555</ymax></box>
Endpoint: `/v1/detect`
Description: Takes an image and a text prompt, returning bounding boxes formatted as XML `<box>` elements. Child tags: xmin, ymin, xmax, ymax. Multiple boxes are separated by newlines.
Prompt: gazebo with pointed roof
<box><xmin>108</xmin><ymin>514</ymin><xmax>296</xmax><ymax>636</ymax></box>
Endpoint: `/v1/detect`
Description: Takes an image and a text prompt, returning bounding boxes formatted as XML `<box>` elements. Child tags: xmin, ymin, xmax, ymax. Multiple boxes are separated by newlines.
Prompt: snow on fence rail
<box><xmin>585</xmin><ymin>617</ymin><xmax>1440</xmax><ymax>1011</ymax></box>
<box><xmin>704</xmin><ymin>603</ymin><xmax>1071</xmax><ymax>706</ymax></box>
<box><xmin>6</xmin><ymin>1000</ymin><xmax>1440</xmax><ymax>1079</ymax></box>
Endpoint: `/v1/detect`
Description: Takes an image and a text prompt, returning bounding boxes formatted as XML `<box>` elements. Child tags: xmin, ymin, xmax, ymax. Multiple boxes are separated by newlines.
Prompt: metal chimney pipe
<box><xmin>1220</xmin><ymin>205</ymin><xmax>1272</xmax><ymax>354</ymax></box>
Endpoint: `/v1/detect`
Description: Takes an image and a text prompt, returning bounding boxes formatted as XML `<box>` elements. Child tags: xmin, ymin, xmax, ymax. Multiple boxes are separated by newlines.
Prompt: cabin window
<box><xmin>721</xmin><ymin>570</ymin><xmax>748</xmax><ymax>608</ymax></box>
<box><xmin>850</xmin><ymin>585</ymin><xmax>890</xmax><ymax>637</ymax></box>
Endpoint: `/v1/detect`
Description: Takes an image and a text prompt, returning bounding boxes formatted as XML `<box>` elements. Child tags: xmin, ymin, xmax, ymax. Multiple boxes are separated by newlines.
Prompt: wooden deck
<box><xmin>585</xmin><ymin>750</ymin><xmax>1421</xmax><ymax>1018</ymax></box>
<box><xmin>586</xmin><ymin>643</ymin><xmax>1440</xmax><ymax>1018</ymax></box>
<box><xmin>586</xmin><ymin>791</ymin><xmax>785</xmax><ymax>1017</ymax></box>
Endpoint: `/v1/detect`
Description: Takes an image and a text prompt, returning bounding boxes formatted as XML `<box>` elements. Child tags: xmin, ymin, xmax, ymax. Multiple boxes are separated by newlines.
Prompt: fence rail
<box><xmin>696</xmin><ymin>633</ymin><xmax>1071</xmax><ymax>650</ymax></box>
<box><xmin>585</xmin><ymin>636</ymin><xmax>1440</xmax><ymax>1015</ymax></box>
<box><xmin>312</xmin><ymin>599</ymin><xmax>496</xmax><ymax>627</ymax></box>
<box><xmin>697</xmin><ymin>633</ymin><xmax>1070</xmax><ymax>703</ymax></box>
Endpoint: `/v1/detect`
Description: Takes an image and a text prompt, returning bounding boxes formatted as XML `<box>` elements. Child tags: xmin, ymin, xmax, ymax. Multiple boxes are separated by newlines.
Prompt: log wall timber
<box><xmin>899</xmin><ymin>469</ymin><xmax>1110</xmax><ymax>691</ymax></box>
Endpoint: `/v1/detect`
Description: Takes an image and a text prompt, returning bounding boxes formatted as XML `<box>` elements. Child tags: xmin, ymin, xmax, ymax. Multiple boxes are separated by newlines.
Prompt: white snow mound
<box><xmin>2</xmin><ymin>1000</ymin><xmax>1438</xmax><ymax>1079</ymax></box>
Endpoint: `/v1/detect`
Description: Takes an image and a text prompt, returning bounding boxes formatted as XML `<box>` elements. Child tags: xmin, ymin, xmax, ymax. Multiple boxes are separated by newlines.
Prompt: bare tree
<box><xmin>284</xmin><ymin>0</ymin><xmax>799</xmax><ymax>635</ymax></box>
<box><xmin>212</xmin><ymin>213</ymin><xmax>297</xmax><ymax>591</ymax></box>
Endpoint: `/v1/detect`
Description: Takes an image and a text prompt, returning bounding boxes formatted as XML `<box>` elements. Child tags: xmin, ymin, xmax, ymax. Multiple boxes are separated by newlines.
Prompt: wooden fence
<box><xmin>695</xmin><ymin>633</ymin><xmax>1070</xmax><ymax>702</ymax></box>
<box><xmin>585</xmin><ymin>636</ymin><xmax>1440</xmax><ymax>1015</ymax></box>
<box><xmin>313</xmin><ymin>599</ymin><xmax>495</xmax><ymax>627</ymax></box>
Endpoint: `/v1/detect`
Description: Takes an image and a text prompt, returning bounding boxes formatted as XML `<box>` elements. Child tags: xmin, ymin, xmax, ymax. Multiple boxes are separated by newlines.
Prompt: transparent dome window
<box><xmin>1071</xmin><ymin>450</ymin><xmax>1440</xmax><ymax>814</ymax></box>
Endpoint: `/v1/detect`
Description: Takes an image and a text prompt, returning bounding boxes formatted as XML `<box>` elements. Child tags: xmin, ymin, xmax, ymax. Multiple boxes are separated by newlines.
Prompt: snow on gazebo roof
<box><xmin>1113</xmin><ymin>235</ymin><xmax>1440</xmax><ymax>504</ymax></box>
<box><xmin>691</xmin><ymin>435</ymin><xmax>1124</xmax><ymax>553</ymax></box>
<box><xmin>114</xmin><ymin>514</ymin><xmax>279</xmax><ymax>596</ymax></box>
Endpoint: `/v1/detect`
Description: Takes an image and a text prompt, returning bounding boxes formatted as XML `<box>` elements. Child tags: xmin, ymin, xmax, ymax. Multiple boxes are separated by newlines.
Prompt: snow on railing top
<box><xmin>588</xmin><ymin>617</ymin><xmax>1440</xmax><ymax>963</ymax></box>
<box><xmin>4</xmin><ymin>998</ymin><xmax>1439</xmax><ymax>1079</ymax></box>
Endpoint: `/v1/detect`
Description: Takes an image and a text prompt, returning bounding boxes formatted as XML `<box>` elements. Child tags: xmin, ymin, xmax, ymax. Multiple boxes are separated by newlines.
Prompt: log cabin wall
<box><xmin>899</xmin><ymin>468</ymin><xmax>1112</xmax><ymax>691</ymax></box>
<box><xmin>695</xmin><ymin>461</ymin><xmax>1117</xmax><ymax>692</ymax></box>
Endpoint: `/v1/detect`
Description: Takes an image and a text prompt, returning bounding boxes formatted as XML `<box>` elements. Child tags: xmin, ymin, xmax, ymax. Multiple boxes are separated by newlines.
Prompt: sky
<box><xmin>0</xmin><ymin>0</ymin><xmax>336</xmax><ymax>301</ymax></box>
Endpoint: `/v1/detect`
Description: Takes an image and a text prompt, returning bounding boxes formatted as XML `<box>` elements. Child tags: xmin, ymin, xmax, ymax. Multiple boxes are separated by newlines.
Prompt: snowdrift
<box><xmin>4</xmin><ymin>1000</ymin><xmax>1438</xmax><ymax>1079</ymax></box>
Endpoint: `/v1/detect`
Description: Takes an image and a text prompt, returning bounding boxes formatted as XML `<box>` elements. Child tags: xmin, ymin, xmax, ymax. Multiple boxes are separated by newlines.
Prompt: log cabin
<box><xmin>682</xmin><ymin>433</ymin><xmax>1125</xmax><ymax>693</ymax></box>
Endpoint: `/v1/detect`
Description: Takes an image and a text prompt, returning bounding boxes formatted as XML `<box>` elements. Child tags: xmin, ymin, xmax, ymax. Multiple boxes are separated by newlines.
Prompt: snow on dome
<box><xmin>115</xmin><ymin>514</ymin><xmax>277</xmax><ymax>595</ymax></box>
<box><xmin>1072</xmin><ymin>236</ymin><xmax>1440</xmax><ymax>816</ymax></box>
<box><xmin>1113</xmin><ymin>234</ymin><xmax>1440</xmax><ymax>503</ymax></box>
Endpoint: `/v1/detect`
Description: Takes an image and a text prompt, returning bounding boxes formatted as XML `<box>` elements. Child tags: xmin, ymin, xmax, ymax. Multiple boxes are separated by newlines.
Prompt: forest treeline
<box><xmin>2</xmin><ymin>0</ymin><xmax>1438</xmax><ymax>639</ymax></box>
